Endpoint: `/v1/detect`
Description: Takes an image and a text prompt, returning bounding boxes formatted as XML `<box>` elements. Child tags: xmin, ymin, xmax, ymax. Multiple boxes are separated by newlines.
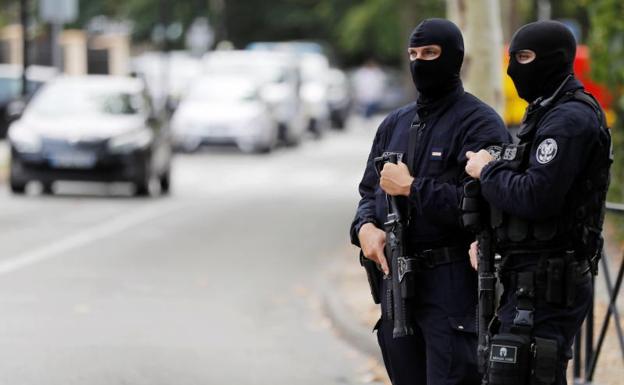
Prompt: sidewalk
<box><xmin>322</xmin><ymin>245</ymin><xmax>389</xmax><ymax>385</ymax></box>
<box><xmin>323</xmin><ymin>241</ymin><xmax>623</xmax><ymax>385</ymax></box>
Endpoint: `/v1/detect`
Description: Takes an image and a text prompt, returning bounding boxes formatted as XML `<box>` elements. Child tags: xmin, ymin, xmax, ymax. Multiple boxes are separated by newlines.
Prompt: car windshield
<box><xmin>28</xmin><ymin>83</ymin><xmax>143</xmax><ymax>117</ymax></box>
<box><xmin>0</xmin><ymin>77</ymin><xmax>20</xmax><ymax>103</ymax></box>
<box><xmin>187</xmin><ymin>81</ymin><xmax>257</xmax><ymax>102</ymax></box>
<box><xmin>0</xmin><ymin>77</ymin><xmax>46</xmax><ymax>103</ymax></box>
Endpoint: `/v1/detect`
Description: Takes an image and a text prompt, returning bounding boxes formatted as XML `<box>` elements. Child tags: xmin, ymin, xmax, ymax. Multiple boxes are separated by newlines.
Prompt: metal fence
<box><xmin>573</xmin><ymin>202</ymin><xmax>624</xmax><ymax>384</ymax></box>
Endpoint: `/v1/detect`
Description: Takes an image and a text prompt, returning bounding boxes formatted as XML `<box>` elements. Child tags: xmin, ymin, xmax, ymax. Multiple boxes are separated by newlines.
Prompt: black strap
<box><xmin>406</xmin><ymin>113</ymin><xmax>421</xmax><ymax>175</ymax></box>
<box><xmin>512</xmin><ymin>271</ymin><xmax>535</xmax><ymax>334</ymax></box>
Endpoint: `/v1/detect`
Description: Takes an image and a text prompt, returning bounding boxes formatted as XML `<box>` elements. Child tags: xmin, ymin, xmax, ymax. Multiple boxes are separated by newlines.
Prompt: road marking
<box><xmin>0</xmin><ymin>202</ymin><xmax>183</xmax><ymax>275</ymax></box>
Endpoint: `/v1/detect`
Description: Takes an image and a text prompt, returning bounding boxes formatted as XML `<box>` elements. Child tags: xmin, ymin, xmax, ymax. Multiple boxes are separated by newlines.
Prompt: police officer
<box><xmin>465</xmin><ymin>21</ymin><xmax>612</xmax><ymax>385</ymax></box>
<box><xmin>351</xmin><ymin>19</ymin><xmax>510</xmax><ymax>385</ymax></box>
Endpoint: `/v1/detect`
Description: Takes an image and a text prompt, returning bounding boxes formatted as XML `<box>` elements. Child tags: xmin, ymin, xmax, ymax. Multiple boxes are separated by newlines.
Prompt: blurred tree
<box><xmin>586</xmin><ymin>0</ymin><xmax>624</xmax><ymax>200</ymax></box>
<box><xmin>330</xmin><ymin>0</ymin><xmax>444</xmax><ymax>66</ymax></box>
<box><xmin>448</xmin><ymin>0</ymin><xmax>505</xmax><ymax>115</ymax></box>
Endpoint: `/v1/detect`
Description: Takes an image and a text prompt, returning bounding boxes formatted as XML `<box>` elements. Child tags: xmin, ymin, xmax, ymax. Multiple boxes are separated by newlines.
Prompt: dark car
<box><xmin>7</xmin><ymin>75</ymin><xmax>172</xmax><ymax>196</ymax></box>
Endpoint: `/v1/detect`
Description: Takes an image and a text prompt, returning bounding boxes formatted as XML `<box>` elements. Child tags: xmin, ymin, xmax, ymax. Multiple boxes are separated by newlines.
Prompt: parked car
<box><xmin>7</xmin><ymin>75</ymin><xmax>172</xmax><ymax>196</ymax></box>
<box><xmin>247</xmin><ymin>43</ymin><xmax>332</xmax><ymax>137</ymax></box>
<box><xmin>131</xmin><ymin>51</ymin><xmax>202</xmax><ymax>113</ymax></box>
<box><xmin>171</xmin><ymin>75</ymin><xmax>279</xmax><ymax>153</ymax></box>
<box><xmin>327</xmin><ymin>68</ymin><xmax>351</xmax><ymax>129</ymax></box>
<box><xmin>203</xmin><ymin>50</ymin><xmax>306</xmax><ymax>145</ymax></box>
<box><xmin>0</xmin><ymin>64</ymin><xmax>57</xmax><ymax>138</ymax></box>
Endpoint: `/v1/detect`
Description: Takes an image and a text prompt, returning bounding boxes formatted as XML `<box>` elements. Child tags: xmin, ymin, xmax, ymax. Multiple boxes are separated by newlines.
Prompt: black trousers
<box><xmin>497</xmin><ymin>262</ymin><xmax>593</xmax><ymax>385</ymax></box>
<box><xmin>376</xmin><ymin>259</ymin><xmax>481</xmax><ymax>385</ymax></box>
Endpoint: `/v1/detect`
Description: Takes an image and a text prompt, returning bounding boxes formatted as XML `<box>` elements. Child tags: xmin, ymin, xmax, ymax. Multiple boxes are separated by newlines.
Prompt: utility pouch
<box><xmin>530</xmin><ymin>337</ymin><xmax>558</xmax><ymax>385</ymax></box>
<box><xmin>487</xmin><ymin>333</ymin><xmax>531</xmax><ymax>385</ymax></box>
<box><xmin>360</xmin><ymin>252</ymin><xmax>382</xmax><ymax>304</ymax></box>
<box><xmin>533</xmin><ymin>221</ymin><xmax>557</xmax><ymax>241</ymax></box>
<box><xmin>545</xmin><ymin>258</ymin><xmax>565</xmax><ymax>305</ymax></box>
<box><xmin>507</xmin><ymin>216</ymin><xmax>529</xmax><ymax>242</ymax></box>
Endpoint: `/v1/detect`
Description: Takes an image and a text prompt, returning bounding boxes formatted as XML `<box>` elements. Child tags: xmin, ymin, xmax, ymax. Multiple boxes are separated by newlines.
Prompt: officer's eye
<box><xmin>423</xmin><ymin>46</ymin><xmax>441</xmax><ymax>60</ymax></box>
<box><xmin>515</xmin><ymin>50</ymin><xmax>536</xmax><ymax>64</ymax></box>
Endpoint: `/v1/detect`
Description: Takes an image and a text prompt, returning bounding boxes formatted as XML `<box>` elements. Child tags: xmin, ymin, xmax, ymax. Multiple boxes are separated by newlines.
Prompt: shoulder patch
<box><xmin>486</xmin><ymin>145</ymin><xmax>502</xmax><ymax>160</ymax></box>
<box><xmin>536</xmin><ymin>138</ymin><xmax>558</xmax><ymax>164</ymax></box>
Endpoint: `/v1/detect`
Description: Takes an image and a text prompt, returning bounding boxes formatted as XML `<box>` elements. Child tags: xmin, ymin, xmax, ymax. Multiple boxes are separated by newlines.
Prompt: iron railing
<box><xmin>573</xmin><ymin>202</ymin><xmax>624</xmax><ymax>384</ymax></box>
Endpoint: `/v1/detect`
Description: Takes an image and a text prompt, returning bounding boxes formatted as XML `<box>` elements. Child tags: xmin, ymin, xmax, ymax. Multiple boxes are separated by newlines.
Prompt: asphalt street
<box><xmin>0</xmin><ymin>117</ymin><xmax>382</xmax><ymax>385</ymax></box>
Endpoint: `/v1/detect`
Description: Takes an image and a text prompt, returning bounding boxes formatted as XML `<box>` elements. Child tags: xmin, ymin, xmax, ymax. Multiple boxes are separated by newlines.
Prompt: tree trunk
<box><xmin>447</xmin><ymin>0</ymin><xmax>505</xmax><ymax>116</ymax></box>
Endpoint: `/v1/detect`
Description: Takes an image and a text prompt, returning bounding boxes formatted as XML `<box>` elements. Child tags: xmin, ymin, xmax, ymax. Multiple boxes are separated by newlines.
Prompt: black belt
<box><xmin>407</xmin><ymin>246</ymin><xmax>467</xmax><ymax>269</ymax></box>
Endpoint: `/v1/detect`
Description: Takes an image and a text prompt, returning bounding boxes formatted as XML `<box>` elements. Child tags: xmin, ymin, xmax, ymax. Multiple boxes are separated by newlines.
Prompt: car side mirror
<box><xmin>6</xmin><ymin>99</ymin><xmax>26</xmax><ymax>123</ymax></box>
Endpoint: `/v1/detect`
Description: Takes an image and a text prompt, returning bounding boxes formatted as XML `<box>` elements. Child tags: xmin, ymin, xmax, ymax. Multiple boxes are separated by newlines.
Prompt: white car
<box><xmin>131</xmin><ymin>51</ymin><xmax>202</xmax><ymax>112</ymax></box>
<box><xmin>203</xmin><ymin>50</ymin><xmax>306</xmax><ymax>145</ymax></box>
<box><xmin>246</xmin><ymin>43</ymin><xmax>332</xmax><ymax>138</ymax></box>
<box><xmin>171</xmin><ymin>75</ymin><xmax>279</xmax><ymax>153</ymax></box>
<box><xmin>299</xmin><ymin>52</ymin><xmax>331</xmax><ymax>137</ymax></box>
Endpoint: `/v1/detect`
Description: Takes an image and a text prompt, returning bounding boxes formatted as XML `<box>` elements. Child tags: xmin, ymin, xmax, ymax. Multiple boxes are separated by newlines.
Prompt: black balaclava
<box><xmin>408</xmin><ymin>18</ymin><xmax>464</xmax><ymax>101</ymax></box>
<box><xmin>507</xmin><ymin>21</ymin><xmax>577</xmax><ymax>103</ymax></box>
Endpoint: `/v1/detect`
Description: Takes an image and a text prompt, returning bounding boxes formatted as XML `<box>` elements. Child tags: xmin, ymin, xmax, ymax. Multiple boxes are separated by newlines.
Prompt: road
<box><xmin>0</xmin><ymin>118</ymin><xmax>382</xmax><ymax>385</ymax></box>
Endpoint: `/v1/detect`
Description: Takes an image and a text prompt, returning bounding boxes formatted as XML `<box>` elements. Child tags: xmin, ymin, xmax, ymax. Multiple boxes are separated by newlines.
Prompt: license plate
<box><xmin>48</xmin><ymin>152</ymin><xmax>97</xmax><ymax>169</ymax></box>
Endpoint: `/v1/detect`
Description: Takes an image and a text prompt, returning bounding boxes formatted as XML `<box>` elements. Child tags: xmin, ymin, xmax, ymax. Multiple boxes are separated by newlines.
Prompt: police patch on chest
<box><xmin>536</xmin><ymin>138</ymin><xmax>558</xmax><ymax>164</ymax></box>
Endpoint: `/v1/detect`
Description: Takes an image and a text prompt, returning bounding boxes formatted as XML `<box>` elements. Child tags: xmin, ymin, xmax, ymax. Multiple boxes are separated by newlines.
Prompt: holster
<box><xmin>486</xmin><ymin>333</ymin><xmax>559</xmax><ymax>385</ymax></box>
<box><xmin>360</xmin><ymin>251</ymin><xmax>382</xmax><ymax>304</ymax></box>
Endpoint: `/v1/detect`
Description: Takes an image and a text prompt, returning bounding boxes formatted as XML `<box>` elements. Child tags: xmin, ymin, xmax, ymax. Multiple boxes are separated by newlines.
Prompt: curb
<box><xmin>321</xmin><ymin>258</ymin><xmax>383</xmax><ymax>360</ymax></box>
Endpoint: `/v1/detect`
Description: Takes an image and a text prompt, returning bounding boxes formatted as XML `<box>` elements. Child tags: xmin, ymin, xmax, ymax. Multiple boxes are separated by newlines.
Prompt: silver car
<box><xmin>171</xmin><ymin>75</ymin><xmax>279</xmax><ymax>153</ymax></box>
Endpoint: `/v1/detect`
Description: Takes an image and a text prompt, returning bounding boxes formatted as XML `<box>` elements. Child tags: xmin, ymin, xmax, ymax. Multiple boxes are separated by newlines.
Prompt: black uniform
<box><xmin>350</xmin><ymin>19</ymin><xmax>511</xmax><ymax>385</ymax></box>
<box><xmin>477</xmin><ymin>21</ymin><xmax>612</xmax><ymax>385</ymax></box>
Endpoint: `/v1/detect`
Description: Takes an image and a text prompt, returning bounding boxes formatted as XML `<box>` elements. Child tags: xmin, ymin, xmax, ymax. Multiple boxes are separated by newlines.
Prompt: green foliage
<box><xmin>1</xmin><ymin>0</ymin><xmax>448</xmax><ymax>65</ymax></box>
<box><xmin>334</xmin><ymin>0</ymin><xmax>402</xmax><ymax>62</ymax></box>
<box><xmin>586</xmin><ymin>0</ymin><xmax>624</xmax><ymax>201</ymax></box>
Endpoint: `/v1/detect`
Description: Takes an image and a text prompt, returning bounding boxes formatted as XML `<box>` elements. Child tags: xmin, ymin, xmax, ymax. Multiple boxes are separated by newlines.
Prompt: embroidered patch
<box><xmin>536</xmin><ymin>138</ymin><xmax>558</xmax><ymax>164</ymax></box>
<box><xmin>486</xmin><ymin>145</ymin><xmax>502</xmax><ymax>160</ymax></box>
<box><xmin>431</xmin><ymin>147</ymin><xmax>443</xmax><ymax>160</ymax></box>
<box><xmin>490</xmin><ymin>344</ymin><xmax>518</xmax><ymax>364</ymax></box>
<box><xmin>502</xmin><ymin>146</ymin><xmax>518</xmax><ymax>161</ymax></box>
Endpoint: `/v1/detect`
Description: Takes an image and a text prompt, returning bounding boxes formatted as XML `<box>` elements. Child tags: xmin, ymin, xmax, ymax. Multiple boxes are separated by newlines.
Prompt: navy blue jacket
<box><xmin>351</xmin><ymin>86</ymin><xmax>511</xmax><ymax>250</ymax></box>
<box><xmin>480</xmin><ymin>79</ymin><xmax>603</xmax><ymax>222</ymax></box>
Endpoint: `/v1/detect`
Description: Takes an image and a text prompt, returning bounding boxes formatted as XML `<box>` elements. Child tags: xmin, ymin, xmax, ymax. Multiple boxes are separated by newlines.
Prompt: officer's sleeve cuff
<box><xmin>480</xmin><ymin>160</ymin><xmax>500</xmax><ymax>181</ymax></box>
<box><xmin>351</xmin><ymin>218</ymin><xmax>378</xmax><ymax>247</ymax></box>
<box><xmin>408</xmin><ymin>179</ymin><xmax>423</xmax><ymax>213</ymax></box>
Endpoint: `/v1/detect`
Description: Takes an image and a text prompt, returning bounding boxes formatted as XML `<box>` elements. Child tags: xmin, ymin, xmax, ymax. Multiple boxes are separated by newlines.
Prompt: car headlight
<box><xmin>108</xmin><ymin>128</ymin><xmax>154</xmax><ymax>153</ymax></box>
<box><xmin>8</xmin><ymin>126</ymin><xmax>42</xmax><ymax>153</ymax></box>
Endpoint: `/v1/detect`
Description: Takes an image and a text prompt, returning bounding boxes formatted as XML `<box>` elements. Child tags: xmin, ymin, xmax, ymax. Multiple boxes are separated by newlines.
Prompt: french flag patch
<box><xmin>431</xmin><ymin>147</ymin><xmax>444</xmax><ymax>160</ymax></box>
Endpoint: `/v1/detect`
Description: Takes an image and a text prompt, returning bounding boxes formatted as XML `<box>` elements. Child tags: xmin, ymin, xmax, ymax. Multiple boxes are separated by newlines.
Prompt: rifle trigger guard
<box><xmin>397</xmin><ymin>257</ymin><xmax>415</xmax><ymax>283</ymax></box>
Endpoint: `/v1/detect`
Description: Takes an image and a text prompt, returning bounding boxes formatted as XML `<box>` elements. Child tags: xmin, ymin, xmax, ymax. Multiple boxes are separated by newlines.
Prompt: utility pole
<box><xmin>20</xmin><ymin>0</ymin><xmax>29</xmax><ymax>97</ymax></box>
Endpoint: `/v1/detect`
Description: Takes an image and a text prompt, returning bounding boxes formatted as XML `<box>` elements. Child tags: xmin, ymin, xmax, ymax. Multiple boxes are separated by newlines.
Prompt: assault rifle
<box><xmin>462</xmin><ymin>180</ymin><xmax>497</xmax><ymax>373</ymax></box>
<box><xmin>374</xmin><ymin>152</ymin><xmax>414</xmax><ymax>338</ymax></box>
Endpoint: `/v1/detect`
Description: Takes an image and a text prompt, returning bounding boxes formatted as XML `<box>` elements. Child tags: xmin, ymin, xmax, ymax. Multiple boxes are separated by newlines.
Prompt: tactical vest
<box><xmin>489</xmin><ymin>88</ymin><xmax>612</xmax><ymax>268</ymax></box>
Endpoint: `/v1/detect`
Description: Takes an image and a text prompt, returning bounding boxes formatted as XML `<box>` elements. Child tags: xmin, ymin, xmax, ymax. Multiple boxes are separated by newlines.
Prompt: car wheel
<box><xmin>10</xmin><ymin>180</ymin><xmax>26</xmax><ymax>194</ymax></box>
<box><xmin>41</xmin><ymin>182</ymin><xmax>54</xmax><ymax>195</ymax></box>
<box><xmin>160</xmin><ymin>171</ymin><xmax>171</xmax><ymax>195</ymax></box>
<box><xmin>9</xmin><ymin>159</ymin><xmax>27</xmax><ymax>194</ymax></box>
<box><xmin>308</xmin><ymin>118</ymin><xmax>323</xmax><ymax>140</ymax></box>
<box><xmin>135</xmin><ymin>181</ymin><xmax>150</xmax><ymax>197</ymax></box>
